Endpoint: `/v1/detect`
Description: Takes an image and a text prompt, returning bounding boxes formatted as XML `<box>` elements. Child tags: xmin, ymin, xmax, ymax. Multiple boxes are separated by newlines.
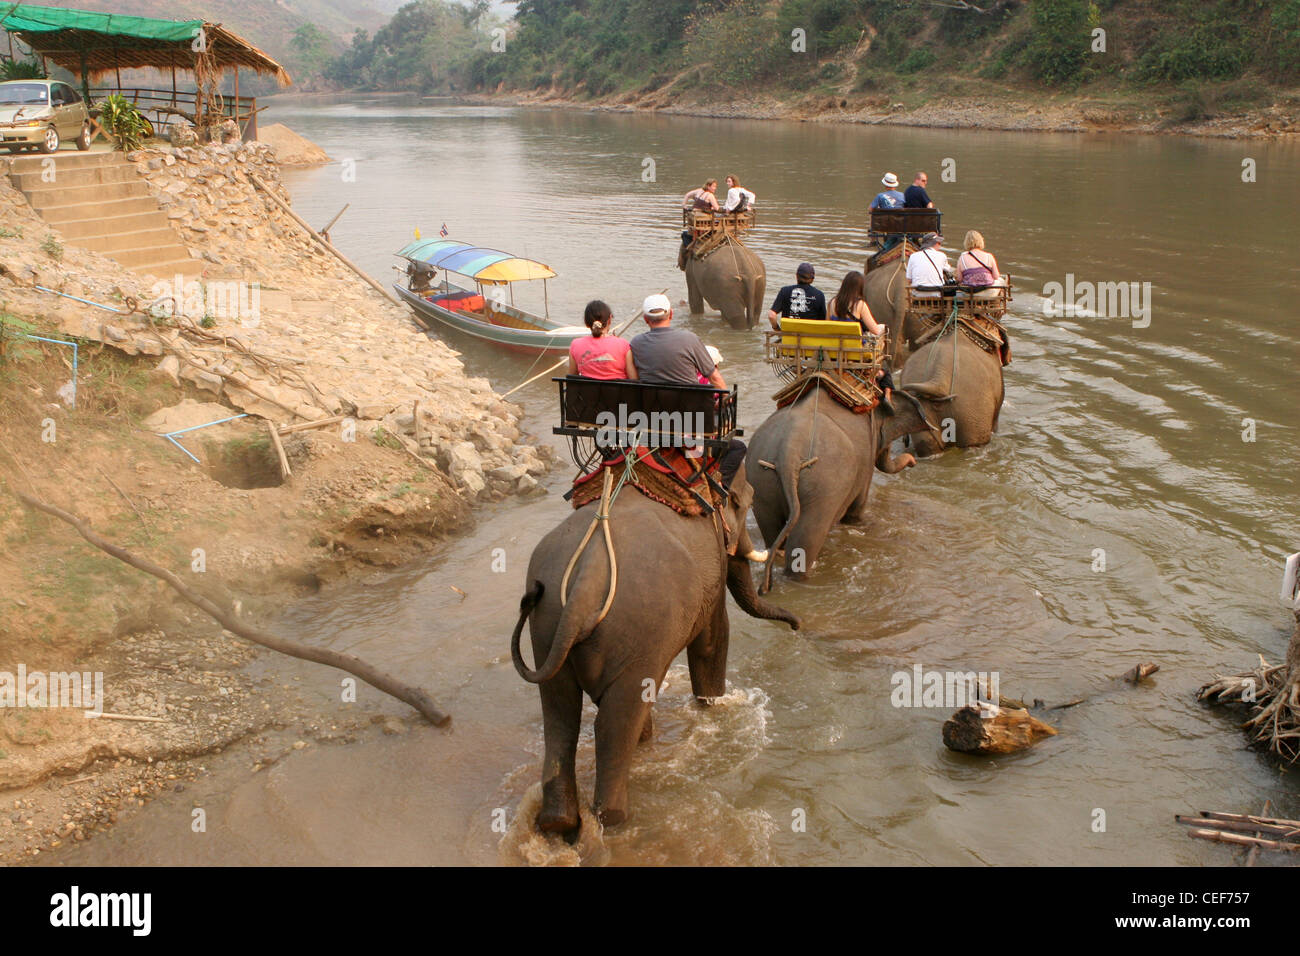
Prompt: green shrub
<box><xmin>1137</xmin><ymin>20</ymin><xmax>1246</xmax><ymax>83</ymax></box>
<box><xmin>898</xmin><ymin>48</ymin><xmax>936</xmax><ymax>74</ymax></box>
<box><xmin>0</xmin><ymin>59</ymin><xmax>45</xmax><ymax>80</ymax></box>
<box><xmin>1270</xmin><ymin>0</ymin><xmax>1300</xmax><ymax>78</ymax></box>
<box><xmin>1025</xmin><ymin>0</ymin><xmax>1091</xmax><ymax>87</ymax></box>
<box><xmin>98</xmin><ymin>94</ymin><xmax>151</xmax><ymax>151</ymax></box>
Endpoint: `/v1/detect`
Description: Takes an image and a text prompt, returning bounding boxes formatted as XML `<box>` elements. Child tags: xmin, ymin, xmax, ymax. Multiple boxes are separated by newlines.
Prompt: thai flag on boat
<box><xmin>439</xmin><ymin>223</ymin><xmax>449</xmax><ymax>237</ymax></box>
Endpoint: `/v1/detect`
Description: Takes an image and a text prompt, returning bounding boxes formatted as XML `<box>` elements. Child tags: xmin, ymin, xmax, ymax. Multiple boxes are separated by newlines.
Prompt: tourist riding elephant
<box><xmin>679</xmin><ymin>240</ymin><xmax>766</xmax><ymax>330</ymax></box>
<box><xmin>862</xmin><ymin>258</ymin><xmax>924</xmax><ymax>370</ymax></box>
<box><xmin>897</xmin><ymin>325</ymin><xmax>1006</xmax><ymax>457</ymax></box>
<box><xmin>510</xmin><ymin>461</ymin><xmax>799</xmax><ymax>834</ymax></box>
<box><xmin>747</xmin><ymin>388</ymin><xmax>945</xmax><ymax>591</ymax></box>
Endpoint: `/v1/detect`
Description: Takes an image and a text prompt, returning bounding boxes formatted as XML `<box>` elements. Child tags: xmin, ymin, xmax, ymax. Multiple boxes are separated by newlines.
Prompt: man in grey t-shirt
<box><xmin>629</xmin><ymin>294</ymin><xmax>726</xmax><ymax>389</ymax></box>
<box><xmin>629</xmin><ymin>293</ymin><xmax>748</xmax><ymax>490</ymax></box>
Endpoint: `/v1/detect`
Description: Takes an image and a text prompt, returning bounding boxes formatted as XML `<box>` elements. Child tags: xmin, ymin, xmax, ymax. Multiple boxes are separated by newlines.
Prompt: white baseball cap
<box><xmin>643</xmin><ymin>293</ymin><xmax>672</xmax><ymax>317</ymax></box>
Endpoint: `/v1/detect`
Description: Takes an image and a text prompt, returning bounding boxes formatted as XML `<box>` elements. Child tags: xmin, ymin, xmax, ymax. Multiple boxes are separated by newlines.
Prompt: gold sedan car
<box><xmin>0</xmin><ymin>79</ymin><xmax>91</xmax><ymax>154</ymax></box>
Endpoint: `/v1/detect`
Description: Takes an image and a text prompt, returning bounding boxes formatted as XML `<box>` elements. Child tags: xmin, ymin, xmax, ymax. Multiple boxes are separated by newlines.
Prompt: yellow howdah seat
<box><xmin>777</xmin><ymin>317</ymin><xmax>870</xmax><ymax>364</ymax></box>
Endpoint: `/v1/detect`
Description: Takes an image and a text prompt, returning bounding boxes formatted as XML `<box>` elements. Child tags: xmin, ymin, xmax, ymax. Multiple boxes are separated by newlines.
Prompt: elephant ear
<box><xmin>720</xmin><ymin>466</ymin><xmax>755</xmax><ymax>554</ymax></box>
<box><xmin>899</xmin><ymin>339</ymin><xmax>956</xmax><ymax>399</ymax></box>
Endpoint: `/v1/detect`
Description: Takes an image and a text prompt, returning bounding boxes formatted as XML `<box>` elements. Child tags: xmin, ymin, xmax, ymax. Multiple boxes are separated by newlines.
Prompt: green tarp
<box><xmin>0</xmin><ymin>3</ymin><xmax>202</xmax><ymax>42</ymax></box>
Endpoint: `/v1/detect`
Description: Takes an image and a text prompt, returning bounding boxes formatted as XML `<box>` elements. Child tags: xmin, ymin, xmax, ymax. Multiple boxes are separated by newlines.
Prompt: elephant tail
<box><xmin>759</xmin><ymin>454</ymin><xmax>818</xmax><ymax>593</ymax></box>
<box><xmin>510</xmin><ymin>572</ymin><xmax>604</xmax><ymax>684</ymax></box>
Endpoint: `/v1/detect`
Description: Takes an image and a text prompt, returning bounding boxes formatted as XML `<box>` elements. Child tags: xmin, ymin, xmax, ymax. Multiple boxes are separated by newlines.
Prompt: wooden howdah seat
<box><xmin>904</xmin><ymin>275</ymin><xmax>1014</xmax><ymax>321</ymax></box>
<box><xmin>868</xmin><ymin>208</ymin><xmax>942</xmax><ymax>244</ymax></box>
<box><xmin>683</xmin><ymin>208</ymin><xmax>756</xmax><ymax>242</ymax></box>
<box><xmin>554</xmin><ymin>376</ymin><xmax>741</xmax><ymax>455</ymax></box>
<box><xmin>763</xmin><ymin>318</ymin><xmax>885</xmax><ymax>411</ymax></box>
<box><xmin>764</xmin><ymin>318</ymin><xmax>882</xmax><ymax>382</ymax></box>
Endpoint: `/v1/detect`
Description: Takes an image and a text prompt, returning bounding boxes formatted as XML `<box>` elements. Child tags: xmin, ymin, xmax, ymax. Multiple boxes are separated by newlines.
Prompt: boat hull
<box><xmin>394</xmin><ymin>284</ymin><xmax>583</xmax><ymax>354</ymax></box>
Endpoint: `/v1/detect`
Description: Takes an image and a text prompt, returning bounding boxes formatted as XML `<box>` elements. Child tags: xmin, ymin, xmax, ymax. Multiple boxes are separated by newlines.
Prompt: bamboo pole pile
<box><xmin>1177</xmin><ymin>808</ymin><xmax>1300</xmax><ymax>857</ymax></box>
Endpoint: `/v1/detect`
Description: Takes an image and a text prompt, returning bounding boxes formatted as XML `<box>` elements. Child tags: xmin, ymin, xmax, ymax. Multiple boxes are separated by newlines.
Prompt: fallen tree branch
<box><xmin>942</xmin><ymin>661</ymin><xmax>1159</xmax><ymax>756</ymax></box>
<box><xmin>10</xmin><ymin>487</ymin><xmax>450</xmax><ymax>726</ymax></box>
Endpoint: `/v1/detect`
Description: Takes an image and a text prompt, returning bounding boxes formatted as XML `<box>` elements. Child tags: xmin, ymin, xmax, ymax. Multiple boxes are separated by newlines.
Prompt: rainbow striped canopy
<box><xmin>396</xmin><ymin>239</ymin><xmax>556</xmax><ymax>283</ymax></box>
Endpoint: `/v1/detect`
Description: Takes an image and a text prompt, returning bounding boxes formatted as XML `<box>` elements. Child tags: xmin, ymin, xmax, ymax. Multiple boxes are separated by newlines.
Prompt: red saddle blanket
<box><xmin>571</xmin><ymin>446</ymin><xmax>722</xmax><ymax>516</ymax></box>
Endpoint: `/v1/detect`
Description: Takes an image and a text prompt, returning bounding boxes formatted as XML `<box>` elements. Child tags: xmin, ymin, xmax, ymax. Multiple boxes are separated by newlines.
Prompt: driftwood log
<box><xmin>942</xmin><ymin>703</ymin><xmax>1058</xmax><ymax>755</ymax></box>
<box><xmin>942</xmin><ymin>661</ymin><xmax>1159</xmax><ymax>756</ymax></box>
<box><xmin>11</xmin><ymin>488</ymin><xmax>450</xmax><ymax>726</ymax></box>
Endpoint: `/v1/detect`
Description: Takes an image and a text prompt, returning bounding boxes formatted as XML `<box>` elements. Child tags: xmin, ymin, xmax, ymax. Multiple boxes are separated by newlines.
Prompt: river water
<box><xmin>68</xmin><ymin>99</ymin><xmax>1300</xmax><ymax>865</ymax></box>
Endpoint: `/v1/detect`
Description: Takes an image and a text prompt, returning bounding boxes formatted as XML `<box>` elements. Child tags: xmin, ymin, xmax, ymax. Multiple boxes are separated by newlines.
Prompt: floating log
<box><xmin>942</xmin><ymin>703</ymin><xmax>1058</xmax><ymax>755</ymax></box>
<box><xmin>941</xmin><ymin>660</ymin><xmax>1158</xmax><ymax>756</ymax></box>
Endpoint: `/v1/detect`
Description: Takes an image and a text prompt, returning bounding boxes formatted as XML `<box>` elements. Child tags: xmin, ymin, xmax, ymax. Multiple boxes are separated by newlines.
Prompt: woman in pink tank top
<box><xmin>567</xmin><ymin>300</ymin><xmax>636</xmax><ymax>381</ymax></box>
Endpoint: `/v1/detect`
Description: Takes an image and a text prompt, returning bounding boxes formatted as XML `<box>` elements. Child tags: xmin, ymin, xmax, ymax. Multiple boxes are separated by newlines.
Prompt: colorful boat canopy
<box><xmin>396</xmin><ymin>239</ymin><xmax>556</xmax><ymax>283</ymax></box>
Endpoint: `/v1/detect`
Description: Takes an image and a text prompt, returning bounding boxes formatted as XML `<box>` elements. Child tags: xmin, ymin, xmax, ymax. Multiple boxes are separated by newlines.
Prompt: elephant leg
<box><xmin>536</xmin><ymin>668</ymin><xmax>583</xmax><ymax>835</ymax></box>
<box><xmin>785</xmin><ymin>507</ymin><xmax>836</xmax><ymax>579</ymax></box>
<box><xmin>687</xmin><ymin>270</ymin><xmax>705</xmax><ymax>315</ymax></box>
<box><xmin>639</xmin><ymin>710</ymin><xmax>654</xmax><ymax>743</ymax></box>
<box><xmin>593</xmin><ymin>677</ymin><xmax>655</xmax><ymax>828</ymax></box>
<box><xmin>841</xmin><ymin>484</ymin><xmax>871</xmax><ymax>524</ymax></box>
<box><xmin>687</xmin><ymin>600</ymin><xmax>730</xmax><ymax>701</ymax></box>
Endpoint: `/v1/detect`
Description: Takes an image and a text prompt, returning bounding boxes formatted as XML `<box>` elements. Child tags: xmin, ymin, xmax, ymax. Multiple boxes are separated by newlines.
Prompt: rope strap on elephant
<box><xmin>913</xmin><ymin>310</ymin><xmax>1011</xmax><ymax>366</ymax></box>
<box><xmin>569</xmin><ymin>446</ymin><xmax>724</xmax><ymax>517</ymax></box>
<box><xmin>685</xmin><ymin>231</ymin><xmax>745</xmax><ymax>263</ymax></box>
<box><xmin>560</xmin><ymin>468</ymin><xmax>619</xmax><ymax>627</ymax></box>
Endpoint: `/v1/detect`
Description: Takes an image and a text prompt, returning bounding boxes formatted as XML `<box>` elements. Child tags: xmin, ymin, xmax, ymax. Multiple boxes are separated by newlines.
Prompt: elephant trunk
<box><xmin>727</xmin><ymin>555</ymin><xmax>800</xmax><ymax>630</ymax></box>
<box><xmin>875</xmin><ymin>444</ymin><xmax>916</xmax><ymax>474</ymax></box>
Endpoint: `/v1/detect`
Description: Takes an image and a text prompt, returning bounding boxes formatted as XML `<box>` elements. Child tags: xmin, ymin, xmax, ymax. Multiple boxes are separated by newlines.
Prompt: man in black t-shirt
<box><xmin>904</xmin><ymin>171</ymin><xmax>934</xmax><ymax>209</ymax></box>
<box><xmin>766</xmin><ymin>262</ymin><xmax>827</xmax><ymax>329</ymax></box>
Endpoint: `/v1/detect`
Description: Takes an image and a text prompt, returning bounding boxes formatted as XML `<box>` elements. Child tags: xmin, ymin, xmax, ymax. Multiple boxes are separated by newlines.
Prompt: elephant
<box><xmin>898</xmin><ymin>326</ymin><xmax>1005</xmax><ymax>457</ymax></box>
<box><xmin>510</xmin><ymin>461</ymin><xmax>799</xmax><ymax>834</ymax></box>
<box><xmin>678</xmin><ymin>238</ymin><xmax>766</xmax><ymax>330</ymax></box>
<box><xmin>863</xmin><ymin>255</ymin><xmax>1008</xmax><ymax>456</ymax></box>
<box><xmin>747</xmin><ymin>386</ymin><xmax>945</xmax><ymax>591</ymax></box>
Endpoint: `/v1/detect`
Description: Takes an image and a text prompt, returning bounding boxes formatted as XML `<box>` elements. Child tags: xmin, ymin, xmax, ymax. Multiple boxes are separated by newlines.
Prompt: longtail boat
<box><xmin>393</xmin><ymin>238</ymin><xmax>587</xmax><ymax>353</ymax></box>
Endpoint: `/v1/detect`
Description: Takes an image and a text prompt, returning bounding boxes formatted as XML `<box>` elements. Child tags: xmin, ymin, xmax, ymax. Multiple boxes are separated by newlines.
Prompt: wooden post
<box><xmin>248</xmin><ymin>172</ymin><xmax>400</xmax><ymax>304</ymax></box>
<box><xmin>267</xmin><ymin>421</ymin><xmax>291</xmax><ymax>480</ymax></box>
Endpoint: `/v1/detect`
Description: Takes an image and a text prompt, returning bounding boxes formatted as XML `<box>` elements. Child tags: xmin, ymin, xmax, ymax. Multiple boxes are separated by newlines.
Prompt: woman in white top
<box><xmin>722</xmin><ymin>174</ymin><xmax>756</xmax><ymax>213</ymax></box>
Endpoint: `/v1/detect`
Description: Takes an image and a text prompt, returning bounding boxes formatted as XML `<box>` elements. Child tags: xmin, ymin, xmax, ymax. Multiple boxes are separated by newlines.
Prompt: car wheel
<box><xmin>39</xmin><ymin>126</ymin><xmax>59</xmax><ymax>154</ymax></box>
<box><xmin>76</xmin><ymin>123</ymin><xmax>90</xmax><ymax>151</ymax></box>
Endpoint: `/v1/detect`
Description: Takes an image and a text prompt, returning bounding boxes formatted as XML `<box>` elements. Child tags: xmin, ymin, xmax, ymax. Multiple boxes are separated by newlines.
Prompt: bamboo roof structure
<box><xmin>0</xmin><ymin>3</ymin><xmax>291</xmax><ymax>85</ymax></box>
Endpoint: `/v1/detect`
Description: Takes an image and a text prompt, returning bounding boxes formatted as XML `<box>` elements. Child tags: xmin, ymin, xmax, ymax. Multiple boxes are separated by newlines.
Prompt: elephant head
<box><xmin>896</xmin><ymin>329</ymin><xmax>1005</xmax><ymax>456</ymax></box>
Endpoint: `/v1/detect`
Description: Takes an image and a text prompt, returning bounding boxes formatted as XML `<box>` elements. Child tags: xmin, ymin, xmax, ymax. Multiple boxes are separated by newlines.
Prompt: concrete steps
<box><xmin>6</xmin><ymin>151</ymin><xmax>204</xmax><ymax>278</ymax></box>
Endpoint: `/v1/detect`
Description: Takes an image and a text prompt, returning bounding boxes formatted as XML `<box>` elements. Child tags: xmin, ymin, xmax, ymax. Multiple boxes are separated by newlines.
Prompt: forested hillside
<box><xmin>322</xmin><ymin>0</ymin><xmax>1300</xmax><ymax>126</ymax></box>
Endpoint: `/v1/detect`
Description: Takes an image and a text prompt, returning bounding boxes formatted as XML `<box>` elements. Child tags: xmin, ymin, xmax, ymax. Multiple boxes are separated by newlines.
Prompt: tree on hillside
<box><xmin>289</xmin><ymin>22</ymin><xmax>335</xmax><ymax>79</ymax></box>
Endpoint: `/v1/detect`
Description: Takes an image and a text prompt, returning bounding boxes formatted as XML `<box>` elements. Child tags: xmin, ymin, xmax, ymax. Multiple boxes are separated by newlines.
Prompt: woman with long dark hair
<box><xmin>829</xmin><ymin>271</ymin><xmax>894</xmax><ymax>411</ymax></box>
<box><xmin>567</xmin><ymin>300</ymin><xmax>636</xmax><ymax>380</ymax></box>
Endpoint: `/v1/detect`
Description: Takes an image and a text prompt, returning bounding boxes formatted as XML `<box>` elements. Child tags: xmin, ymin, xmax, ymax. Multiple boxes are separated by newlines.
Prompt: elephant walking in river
<box><xmin>747</xmin><ymin>388</ymin><xmax>944</xmax><ymax>590</ymax></box>
<box><xmin>863</xmin><ymin>259</ymin><xmax>1008</xmax><ymax>456</ymax></box>
<box><xmin>679</xmin><ymin>238</ymin><xmax>766</xmax><ymax>330</ymax></box>
<box><xmin>511</xmin><ymin>463</ymin><xmax>798</xmax><ymax>834</ymax></box>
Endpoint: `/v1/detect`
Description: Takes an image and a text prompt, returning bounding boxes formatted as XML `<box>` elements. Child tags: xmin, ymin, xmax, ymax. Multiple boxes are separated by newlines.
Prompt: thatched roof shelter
<box><xmin>0</xmin><ymin>3</ymin><xmax>291</xmax><ymax>86</ymax></box>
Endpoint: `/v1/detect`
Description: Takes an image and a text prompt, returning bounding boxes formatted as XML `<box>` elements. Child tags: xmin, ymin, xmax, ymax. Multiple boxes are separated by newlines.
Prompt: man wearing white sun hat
<box><xmin>870</xmin><ymin>171</ymin><xmax>905</xmax><ymax>211</ymax></box>
<box><xmin>628</xmin><ymin>294</ymin><xmax>748</xmax><ymax>488</ymax></box>
<box><xmin>629</xmin><ymin>293</ymin><xmax>725</xmax><ymax>389</ymax></box>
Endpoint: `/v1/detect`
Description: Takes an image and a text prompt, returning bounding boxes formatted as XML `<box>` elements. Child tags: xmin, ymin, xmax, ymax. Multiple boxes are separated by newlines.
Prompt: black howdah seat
<box><xmin>554</xmin><ymin>376</ymin><xmax>741</xmax><ymax>452</ymax></box>
<box><xmin>869</xmin><ymin>208</ymin><xmax>942</xmax><ymax>239</ymax></box>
